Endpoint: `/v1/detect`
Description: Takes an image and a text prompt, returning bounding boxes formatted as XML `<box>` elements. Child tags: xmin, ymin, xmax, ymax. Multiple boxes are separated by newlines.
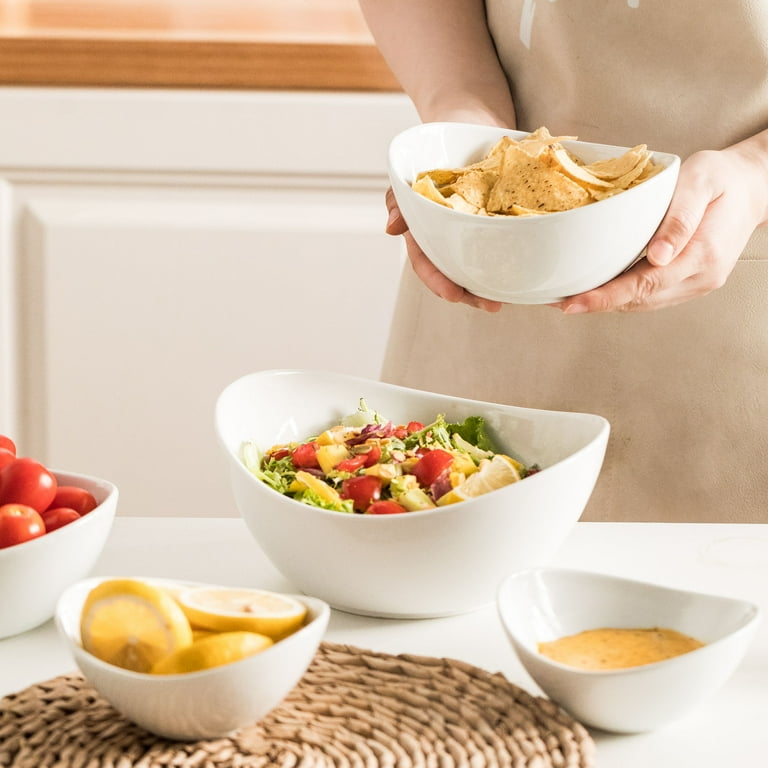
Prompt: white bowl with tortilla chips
<box><xmin>388</xmin><ymin>122</ymin><xmax>680</xmax><ymax>304</ymax></box>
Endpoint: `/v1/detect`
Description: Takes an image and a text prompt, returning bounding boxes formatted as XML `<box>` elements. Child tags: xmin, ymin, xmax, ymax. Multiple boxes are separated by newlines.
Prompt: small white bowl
<box><xmin>215</xmin><ymin>369</ymin><xmax>609</xmax><ymax>618</ymax></box>
<box><xmin>0</xmin><ymin>470</ymin><xmax>117</xmax><ymax>639</ymax></box>
<box><xmin>389</xmin><ymin>122</ymin><xmax>680</xmax><ymax>304</ymax></box>
<box><xmin>55</xmin><ymin>576</ymin><xmax>330</xmax><ymax>741</ymax></box>
<box><xmin>497</xmin><ymin>568</ymin><xmax>760</xmax><ymax>733</ymax></box>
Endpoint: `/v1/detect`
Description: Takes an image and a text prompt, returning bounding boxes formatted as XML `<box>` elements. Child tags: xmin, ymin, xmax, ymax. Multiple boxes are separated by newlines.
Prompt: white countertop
<box><xmin>1</xmin><ymin>517</ymin><xmax>766</xmax><ymax>766</ymax></box>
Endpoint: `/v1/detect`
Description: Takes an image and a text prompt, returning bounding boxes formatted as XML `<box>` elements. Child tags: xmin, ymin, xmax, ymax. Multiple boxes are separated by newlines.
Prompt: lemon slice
<box><xmin>177</xmin><ymin>586</ymin><xmax>308</xmax><ymax>641</ymax></box>
<box><xmin>151</xmin><ymin>631</ymin><xmax>273</xmax><ymax>675</ymax></box>
<box><xmin>437</xmin><ymin>454</ymin><xmax>521</xmax><ymax>506</ymax></box>
<box><xmin>80</xmin><ymin>579</ymin><xmax>193</xmax><ymax>673</ymax></box>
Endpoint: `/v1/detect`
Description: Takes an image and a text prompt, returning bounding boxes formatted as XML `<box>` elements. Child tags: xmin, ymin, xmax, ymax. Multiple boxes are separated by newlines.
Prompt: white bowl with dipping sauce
<box><xmin>497</xmin><ymin>567</ymin><xmax>760</xmax><ymax>733</ymax></box>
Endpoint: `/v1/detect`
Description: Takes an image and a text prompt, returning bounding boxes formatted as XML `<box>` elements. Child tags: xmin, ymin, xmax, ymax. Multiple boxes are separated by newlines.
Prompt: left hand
<box><xmin>552</xmin><ymin>143</ymin><xmax>768</xmax><ymax>314</ymax></box>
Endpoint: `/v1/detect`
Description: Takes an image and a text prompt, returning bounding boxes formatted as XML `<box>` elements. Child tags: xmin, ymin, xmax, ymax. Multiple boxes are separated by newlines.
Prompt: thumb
<box><xmin>646</xmin><ymin>184</ymin><xmax>707</xmax><ymax>267</ymax></box>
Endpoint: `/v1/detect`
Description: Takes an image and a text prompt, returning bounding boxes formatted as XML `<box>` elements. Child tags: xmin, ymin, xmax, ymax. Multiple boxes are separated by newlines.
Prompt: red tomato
<box><xmin>407</xmin><ymin>421</ymin><xmax>425</xmax><ymax>433</ymax></box>
<box><xmin>291</xmin><ymin>442</ymin><xmax>320</xmax><ymax>469</ymax></box>
<box><xmin>0</xmin><ymin>435</ymin><xmax>16</xmax><ymax>455</ymax></box>
<box><xmin>48</xmin><ymin>485</ymin><xmax>98</xmax><ymax>516</ymax></box>
<box><xmin>367</xmin><ymin>500</ymin><xmax>407</xmax><ymax>515</ymax></box>
<box><xmin>341</xmin><ymin>475</ymin><xmax>382</xmax><ymax>512</ymax></box>
<box><xmin>40</xmin><ymin>506</ymin><xmax>81</xmax><ymax>532</ymax></box>
<box><xmin>0</xmin><ymin>448</ymin><xmax>15</xmax><ymax>471</ymax></box>
<box><xmin>269</xmin><ymin>448</ymin><xmax>291</xmax><ymax>461</ymax></box>
<box><xmin>0</xmin><ymin>457</ymin><xmax>58</xmax><ymax>512</ymax></box>
<box><xmin>412</xmin><ymin>449</ymin><xmax>454</xmax><ymax>487</ymax></box>
<box><xmin>336</xmin><ymin>455</ymin><xmax>367</xmax><ymax>473</ymax></box>
<box><xmin>362</xmin><ymin>443</ymin><xmax>382</xmax><ymax>468</ymax></box>
<box><xmin>0</xmin><ymin>503</ymin><xmax>46</xmax><ymax>548</ymax></box>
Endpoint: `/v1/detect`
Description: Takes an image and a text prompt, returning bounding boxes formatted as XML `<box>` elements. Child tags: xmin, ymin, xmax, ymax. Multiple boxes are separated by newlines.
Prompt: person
<box><xmin>359</xmin><ymin>0</ymin><xmax>768</xmax><ymax>523</ymax></box>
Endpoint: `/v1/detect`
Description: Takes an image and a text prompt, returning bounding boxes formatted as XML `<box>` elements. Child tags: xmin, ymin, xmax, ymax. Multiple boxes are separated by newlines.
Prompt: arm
<box><xmin>555</xmin><ymin>129</ymin><xmax>768</xmax><ymax>313</ymax></box>
<box><xmin>360</xmin><ymin>0</ymin><xmax>514</xmax><ymax>311</ymax></box>
<box><xmin>359</xmin><ymin>0</ymin><xmax>516</xmax><ymax>127</ymax></box>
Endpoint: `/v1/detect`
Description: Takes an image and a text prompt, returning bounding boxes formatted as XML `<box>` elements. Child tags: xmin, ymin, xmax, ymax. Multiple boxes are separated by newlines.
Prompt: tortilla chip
<box><xmin>411</xmin><ymin>175</ymin><xmax>451</xmax><ymax>207</ymax></box>
<box><xmin>410</xmin><ymin>127</ymin><xmax>661</xmax><ymax>216</ymax></box>
<box><xmin>583</xmin><ymin>145</ymin><xmax>652</xmax><ymax>181</ymax></box>
<box><xmin>487</xmin><ymin>145</ymin><xmax>591</xmax><ymax>214</ymax></box>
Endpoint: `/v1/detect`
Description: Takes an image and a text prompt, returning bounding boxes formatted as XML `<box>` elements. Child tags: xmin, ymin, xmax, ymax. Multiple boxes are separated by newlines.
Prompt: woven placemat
<box><xmin>0</xmin><ymin>641</ymin><xmax>595</xmax><ymax>768</ymax></box>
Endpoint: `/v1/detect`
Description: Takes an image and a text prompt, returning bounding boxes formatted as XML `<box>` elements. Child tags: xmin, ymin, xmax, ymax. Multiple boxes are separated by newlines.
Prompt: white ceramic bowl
<box><xmin>497</xmin><ymin>567</ymin><xmax>760</xmax><ymax>733</ymax></box>
<box><xmin>389</xmin><ymin>122</ymin><xmax>680</xmax><ymax>304</ymax></box>
<box><xmin>55</xmin><ymin>576</ymin><xmax>330</xmax><ymax>741</ymax></box>
<box><xmin>215</xmin><ymin>369</ymin><xmax>609</xmax><ymax>619</ymax></box>
<box><xmin>0</xmin><ymin>470</ymin><xmax>117</xmax><ymax>638</ymax></box>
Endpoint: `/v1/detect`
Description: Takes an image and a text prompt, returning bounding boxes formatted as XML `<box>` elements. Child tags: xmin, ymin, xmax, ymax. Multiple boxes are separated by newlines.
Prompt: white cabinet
<box><xmin>0</xmin><ymin>88</ymin><xmax>418</xmax><ymax>516</ymax></box>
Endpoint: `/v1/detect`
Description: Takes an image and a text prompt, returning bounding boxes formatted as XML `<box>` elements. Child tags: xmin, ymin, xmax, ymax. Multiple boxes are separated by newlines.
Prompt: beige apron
<box><xmin>382</xmin><ymin>0</ymin><xmax>768</xmax><ymax>522</ymax></box>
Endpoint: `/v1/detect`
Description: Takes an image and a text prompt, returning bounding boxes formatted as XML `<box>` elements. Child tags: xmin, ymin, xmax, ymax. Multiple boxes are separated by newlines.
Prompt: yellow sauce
<box><xmin>538</xmin><ymin>627</ymin><xmax>705</xmax><ymax>670</ymax></box>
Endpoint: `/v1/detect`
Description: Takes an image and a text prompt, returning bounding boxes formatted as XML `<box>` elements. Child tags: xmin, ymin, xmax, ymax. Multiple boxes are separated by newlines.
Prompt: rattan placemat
<box><xmin>0</xmin><ymin>642</ymin><xmax>595</xmax><ymax>768</ymax></box>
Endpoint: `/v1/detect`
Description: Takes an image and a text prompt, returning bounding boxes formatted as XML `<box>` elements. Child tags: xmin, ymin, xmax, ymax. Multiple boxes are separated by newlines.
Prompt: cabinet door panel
<box><xmin>16</xmin><ymin>184</ymin><xmax>404</xmax><ymax>516</ymax></box>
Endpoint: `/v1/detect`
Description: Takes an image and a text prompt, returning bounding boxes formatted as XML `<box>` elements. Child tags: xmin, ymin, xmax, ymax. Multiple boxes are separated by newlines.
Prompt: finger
<box><xmin>646</xmin><ymin>175</ymin><xmax>710</xmax><ymax>267</ymax></box>
<box><xmin>385</xmin><ymin>187</ymin><xmax>408</xmax><ymax>235</ymax></box>
<box><xmin>556</xmin><ymin>256</ymin><xmax>695</xmax><ymax>313</ymax></box>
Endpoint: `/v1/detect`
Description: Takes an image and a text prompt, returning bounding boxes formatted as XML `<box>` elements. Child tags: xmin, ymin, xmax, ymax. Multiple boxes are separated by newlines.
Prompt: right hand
<box><xmin>385</xmin><ymin>188</ymin><xmax>503</xmax><ymax>313</ymax></box>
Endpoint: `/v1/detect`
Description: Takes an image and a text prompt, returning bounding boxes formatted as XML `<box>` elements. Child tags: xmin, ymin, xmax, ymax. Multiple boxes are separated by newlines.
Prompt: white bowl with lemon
<box><xmin>55</xmin><ymin>576</ymin><xmax>329</xmax><ymax>741</ymax></box>
<box><xmin>215</xmin><ymin>369</ymin><xmax>610</xmax><ymax>619</ymax></box>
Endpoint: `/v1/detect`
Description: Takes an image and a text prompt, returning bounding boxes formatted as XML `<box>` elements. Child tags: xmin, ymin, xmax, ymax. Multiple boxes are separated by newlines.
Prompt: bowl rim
<box><xmin>497</xmin><ymin>566</ymin><xmax>761</xmax><ymax>677</ymax></box>
<box><xmin>388</xmin><ymin>121</ymin><xmax>681</xmax><ymax>223</ymax></box>
<box><xmin>216</xmin><ymin>368</ymin><xmax>610</xmax><ymax>521</ymax></box>
<box><xmin>55</xmin><ymin>575</ymin><xmax>330</xmax><ymax>681</ymax></box>
<box><xmin>0</xmin><ymin>470</ymin><xmax>117</xmax><ymax>560</ymax></box>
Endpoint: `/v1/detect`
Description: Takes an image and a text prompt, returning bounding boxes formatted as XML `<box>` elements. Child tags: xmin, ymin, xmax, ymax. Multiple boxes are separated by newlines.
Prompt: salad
<box><xmin>242</xmin><ymin>401</ymin><xmax>540</xmax><ymax>514</ymax></box>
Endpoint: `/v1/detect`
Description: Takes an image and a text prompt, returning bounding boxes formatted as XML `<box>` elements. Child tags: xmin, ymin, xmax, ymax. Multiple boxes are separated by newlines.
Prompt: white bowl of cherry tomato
<box><xmin>0</xmin><ymin>435</ymin><xmax>118</xmax><ymax>638</ymax></box>
<box><xmin>215</xmin><ymin>369</ymin><xmax>610</xmax><ymax>619</ymax></box>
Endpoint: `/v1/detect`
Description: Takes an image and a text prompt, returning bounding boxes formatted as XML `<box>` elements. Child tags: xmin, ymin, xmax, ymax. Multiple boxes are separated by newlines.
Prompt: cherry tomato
<box><xmin>0</xmin><ymin>435</ymin><xmax>16</xmax><ymax>455</ymax></box>
<box><xmin>291</xmin><ymin>442</ymin><xmax>320</xmax><ymax>469</ymax></box>
<box><xmin>0</xmin><ymin>503</ymin><xmax>46</xmax><ymax>548</ymax></box>
<box><xmin>341</xmin><ymin>475</ymin><xmax>382</xmax><ymax>512</ymax></box>
<box><xmin>407</xmin><ymin>421</ymin><xmax>424</xmax><ymax>433</ymax></box>
<box><xmin>412</xmin><ymin>449</ymin><xmax>454</xmax><ymax>488</ymax></box>
<box><xmin>48</xmin><ymin>485</ymin><xmax>98</xmax><ymax>516</ymax></box>
<box><xmin>362</xmin><ymin>443</ymin><xmax>382</xmax><ymax>468</ymax></box>
<box><xmin>367</xmin><ymin>500</ymin><xmax>407</xmax><ymax>515</ymax></box>
<box><xmin>0</xmin><ymin>448</ymin><xmax>15</xmax><ymax>471</ymax></box>
<box><xmin>40</xmin><ymin>506</ymin><xmax>81</xmax><ymax>532</ymax></box>
<box><xmin>0</xmin><ymin>457</ymin><xmax>58</xmax><ymax>512</ymax></box>
<box><xmin>269</xmin><ymin>448</ymin><xmax>291</xmax><ymax>461</ymax></box>
<box><xmin>336</xmin><ymin>455</ymin><xmax>367</xmax><ymax>473</ymax></box>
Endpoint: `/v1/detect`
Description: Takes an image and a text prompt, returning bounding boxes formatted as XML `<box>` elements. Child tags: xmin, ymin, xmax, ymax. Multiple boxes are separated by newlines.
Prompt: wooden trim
<box><xmin>0</xmin><ymin>37</ymin><xmax>401</xmax><ymax>91</ymax></box>
<box><xmin>0</xmin><ymin>1</ymin><xmax>402</xmax><ymax>91</ymax></box>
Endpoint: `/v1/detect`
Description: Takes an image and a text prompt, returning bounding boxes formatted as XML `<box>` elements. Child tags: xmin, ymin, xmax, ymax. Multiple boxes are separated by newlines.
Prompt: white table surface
<box><xmin>1</xmin><ymin>517</ymin><xmax>766</xmax><ymax>766</ymax></box>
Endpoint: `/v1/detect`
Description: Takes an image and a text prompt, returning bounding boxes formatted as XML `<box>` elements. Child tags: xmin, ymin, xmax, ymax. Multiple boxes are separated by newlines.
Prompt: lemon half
<box><xmin>177</xmin><ymin>586</ymin><xmax>308</xmax><ymax>641</ymax></box>
<box><xmin>80</xmin><ymin>579</ymin><xmax>193</xmax><ymax>673</ymax></box>
<box><xmin>437</xmin><ymin>454</ymin><xmax>522</xmax><ymax>506</ymax></box>
<box><xmin>151</xmin><ymin>631</ymin><xmax>273</xmax><ymax>675</ymax></box>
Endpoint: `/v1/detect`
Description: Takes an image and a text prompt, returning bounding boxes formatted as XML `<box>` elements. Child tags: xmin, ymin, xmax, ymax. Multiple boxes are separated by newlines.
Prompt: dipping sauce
<box><xmin>538</xmin><ymin>627</ymin><xmax>705</xmax><ymax>670</ymax></box>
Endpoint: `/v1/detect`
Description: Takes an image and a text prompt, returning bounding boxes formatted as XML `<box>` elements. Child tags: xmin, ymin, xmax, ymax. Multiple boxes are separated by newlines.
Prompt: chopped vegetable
<box><xmin>242</xmin><ymin>401</ymin><xmax>540</xmax><ymax>514</ymax></box>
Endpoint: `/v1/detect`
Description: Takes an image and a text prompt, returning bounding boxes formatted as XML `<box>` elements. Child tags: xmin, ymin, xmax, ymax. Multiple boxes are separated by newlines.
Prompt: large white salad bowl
<box><xmin>215</xmin><ymin>369</ymin><xmax>609</xmax><ymax>619</ymax></box>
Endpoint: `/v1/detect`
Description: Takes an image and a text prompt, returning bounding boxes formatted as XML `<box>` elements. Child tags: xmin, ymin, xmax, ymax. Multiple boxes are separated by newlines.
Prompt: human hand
<box><xmin>552</xmin><ymin>144</ymin><xmax>768</xmax><ymax>313</ymax></box>
<box><xmin>384</xmin><ymin>188</ymin><xmax>503</xmax><ymax>313</ymax></box>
